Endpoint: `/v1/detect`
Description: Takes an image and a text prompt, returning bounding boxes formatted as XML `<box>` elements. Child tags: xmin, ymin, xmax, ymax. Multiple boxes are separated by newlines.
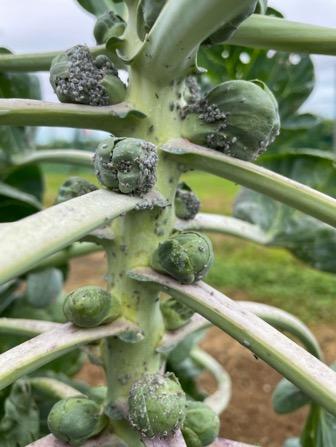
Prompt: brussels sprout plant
<box><xmin>0</xmin><ymin>0</ymin><xmax>336</xmax><ymax>446</ymax></box>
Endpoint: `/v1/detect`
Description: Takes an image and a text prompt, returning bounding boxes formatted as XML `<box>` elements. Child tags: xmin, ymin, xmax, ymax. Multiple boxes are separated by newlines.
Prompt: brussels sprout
<box><xmin>50</xmin><ymin>45</ymin><xmax>126</xmax><ymax>106</ymax></box>
<box><xmin>56</xmin><ymin>177</ymin><xmax>97</xmax><ymax>204</ymax></box>
<box><xmin>161</xmin><ymin>296</ymin><xmax>194</xmax><ymax>331</ymax></box>
<box><xmin>47</xmin><ymin>396</ymin><xmax>107</xmax><ymax>446</ymax></box>
<box><xmin>63</xmin><ymin>286</ymin><xmax>121</xmax><ymax>328</ymax></box>
<box><xmin>181</xmin><ymin>401</ymin><xmax>220</xmax><ymax>447</ymax></box>
<box><xmin>26</xmin><ymin>267</ymin><xmax>63</xmax><ymax>308</ymax></box>
<box><xmin>181</xmin><ymin>80</ymin><xmax>280</xmax><ymax>161</ymax></box>
<box><xmin>94</xmin><ymin>137</ymin><xmax>158</xmax><ymax>196</ymax></box>
<box><xmin>175</xmin><ymin>182</ymin><xmax>200</xmax><ymax>221</ymax></box>
<box><xmin>128</xmin><ymin>372</ymin><xmax>186</xmax><ymax>438</ymax></box>
<box><xmin>151</xmin><ymin>231</ymin><xmax>214</xmax><ymax>284</ymax></box>
<box><xmin>94</xmin><ymin>11</ymin><xmax>126</xmax><ymax>44</ymax></box>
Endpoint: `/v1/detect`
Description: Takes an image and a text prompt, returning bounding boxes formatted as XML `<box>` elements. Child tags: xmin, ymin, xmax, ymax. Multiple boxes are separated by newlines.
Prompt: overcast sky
<box><xmin>0</xmin><ymin>0</ymin><xmax>335</xmax><ymax>141</ymax></box>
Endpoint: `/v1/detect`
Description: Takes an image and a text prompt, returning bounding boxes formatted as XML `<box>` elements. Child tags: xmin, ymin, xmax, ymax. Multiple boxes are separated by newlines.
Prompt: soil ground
<box><xmin>68</xmin><ymin>252</ymin><xmax>336</xmax><ymax>447</ymax></box>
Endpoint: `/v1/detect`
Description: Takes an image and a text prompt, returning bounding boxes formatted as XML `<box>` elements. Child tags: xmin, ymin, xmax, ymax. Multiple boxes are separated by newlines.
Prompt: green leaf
<box><xmin>0</xmin><ymin>164</ymin><xmax>44</xmax><ymax>222</ymax></box>
<box><xmin>255</xmin><ymin>0</ymin><xmax>268</xmax><ymax>14</ymax></box>
<box><xmin>0</xmin><ymin>281</ymin><xmax>19</xmax><ymax>314</ymax></box>
<box><xmin>5</xmin><ymin>164</ymin><xmax>43</xmax><ymax>202</ymax></box>
<box><xmin>137</xmin><ymin>0</ymin><xmax>166</xmax><ymax>40</ymax></box>
<box><xmin>315</xmin><ymin>410</ymin><xmax>336</xmax><ymax>446</ymax></box>
<box><xmin>0</xmin><ymin>379</ymin><xmax>39</xmax><ymax>446</ymax></box>
<box><xmin>198</xmin><ymin>45</ymin><xmax>314</xmax><ymax>121</ymax></box>
<box><xmin>0</xmin><ymin>182</ymin><xmax>41</xmax><ymax>212</ymax></box>
<box><xmin>272</xmin><ymin>377</ymin><xmax>311</xmax><ymax>414</ymax></box>
<box><xmin>167</xmin><ymin>328</ymin><xmax>208</xmax><ymax>400</ymax></box>
<box><xmin>274</xmin><ymin>118</ymin><xmax>332</xmax><ymax>152</ymax></box>
<box><xmin>77</xmin><ymin>0</ymin><xmax>127</xmax><ymax>18</ymax></box>
<box><xmin>26</xmin><ymin>268</ymin><xmax>63</xmax><ymax>308</ymax></box>
<box><xmin>234</xmin><ymin>151</ymin><xmax>336</xmax><ymax>273</ymax></box>
<box><xmin>0</xmin><ymin>54</ymin><xmax>41</xmax><ymax>160</ymax></box>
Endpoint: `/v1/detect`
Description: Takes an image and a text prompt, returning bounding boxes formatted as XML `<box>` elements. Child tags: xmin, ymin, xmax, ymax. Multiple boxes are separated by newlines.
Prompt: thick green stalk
<box><xmin>98</xmin><ymin>70</ymin><xmax>183</xmax><ymax>445</ymax></box>
<box><xmin>163</xmin><ymin>140</ymin><xmax>336</xmax><ymax>228</ymax></box>
<box><xmin>131</xmin><ymin>268</ymin><xmax>336</xmax><ymax>417</ymax></box>
<box><xmin>136</xmin><ymin>0</ymin><xmax>256</xmax><ymax>83</ymax></box>
<box><xmin>228</xmin><ymin>15</ymin><xmax>336</xmax><ymax>55</ymax></box>
<box><xmin>0</xmin><ymin>99</ymin><xmax>145</xmax><ymax>135</ymax></box>
<box><xmin>0</xmin><ymin>45</ymin><xmax>112</xmax><ymax>72</ymax></box>
<box><xmin>102</xmin><ymin>159</ymin><xmax>180</xmax><ymax>415</ymax></box>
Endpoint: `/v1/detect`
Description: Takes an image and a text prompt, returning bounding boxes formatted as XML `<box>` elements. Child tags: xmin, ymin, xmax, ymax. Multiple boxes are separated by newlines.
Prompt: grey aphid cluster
<box><xmin>50</xmin><ymin>45</ymin><xmax>124</xmax><ymax>106</ymax></box>
<box><xmin>175</xmin><ymin>182</ymin><xmax>200</xmax><ymax>221</ymax></box>
<box><xmin>94</xmin><ymin>137</ymin><xmax>158</xmax><ymax>196</ymax></box>
<box><xmin>56</xmin><ymin>176</ymin><xmax>97</xmax><ymax>204</ymax></box>
<box><xmin>180</xmin><ymin>79</ymin><xmax>280</xmax><ymax>161</ymax></box>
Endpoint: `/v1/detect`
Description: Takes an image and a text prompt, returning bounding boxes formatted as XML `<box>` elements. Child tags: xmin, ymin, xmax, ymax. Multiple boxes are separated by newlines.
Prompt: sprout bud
<box><xmin>181</xmin><ymin>80</ymin><xmax>280</xmax><ymax>161</ymax></box>
<box><xmin>161</xmin><ymin>296</ymin><xmax>194</xmax><ymax>331</ymax></box>
<box><xmin>56</xmin><ymin>176</ymin><xmax>97</xmax><ymax>204</ymax></box>
<box><xmin>63</xmin><ymin>286</ymin><xmax>121</xmax><ymax>328</ymax></box>
<box><xmin>128</xmin><ymin>372</ymin><xmax>186</xmax><ymax>438</ymax></box>
<box><xmin>50</xmin><ymin>45</ymin><xmax>126</xmax><ymax>106</ymax></box>
<box><xmin>94</xmin><ymin>137</ymin><xmax>158</xmax><ymax>196</ymax></box>
<box><xmin>175</xmin><ymin>182</ymin><xmax>200</xmax><ymax>221</ymax></box>
<box><xmin>182</xmin><ymin>401</ymin><xmax>220</xmax><ymax>447</ymax></box>
<box><xmin>94</xmin><ymin>11</ymin><xmax>126</xmax><ymax>44</ymax></box>
<box><xmin>151</xmin><ymin>231</ymin><xmax>214</xmax><ymax>284</ymax></box>
<box><xmin>47</xmin><ymin>396</ymin><xmax>108</xmax><ymax>446</ymax></box>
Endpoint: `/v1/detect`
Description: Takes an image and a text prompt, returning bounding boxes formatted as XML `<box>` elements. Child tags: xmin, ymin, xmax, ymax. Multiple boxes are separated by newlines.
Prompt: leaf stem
<box><xmin>0</xmin><ymin>45</ymin><xmax>112</xmax><ymax>72</ymax></box>
<box><xmin>29</xmin><ymin>377</ymin><xmax>83</xmax><ymax>400</ymax></box>
<box><xmin>131</xmin><ymin>268</ymin><xmax>336</xmax><ymax>416</ymax></box>
<box><xmin>240</xmin><ymin>301</ymin><xmax>323</xmax><ymax>360</ymax></box>
<box><xmin>176</xmin><ymin>213</ymin><xmax>270</xmax><ymax>245</ymax></box>
<box><xmin>163</xmin><ymin>139</ymin><xmax>336</xmax><ymax>228</ymax></box>
<box><xmin>0</xmin><ymin>190</ymin><xmax>143</xmax><ymax>284</ymax></box>
<box><xmin>0</xmin><ymin>319</ymin><xmax>137</xmax><ymax>390</ymax></box>
<box><xmin>0</xmin><ymin>99</ymin><xmax>145</xmax><ymax>135</ymax></box>
<box><xmin>228</xmin><ymin>15</ymin><xmax>336</xmax><ymax>55</ymax></box>
<box><xmin>13</xmin><ymin>149</ymin><xmax>93</xmax><ymax>168</ymax></box>
<box><xmin>191</xmin><ymin>347</ymin><xmax>231</xmax><ymax>415</ymax></box>
<box><xmin>26</xmin><ymin>432</ymin><xmax>120</xmax><ymax>447</ymax></box>
<box><xmin>0</xmin><ymin>318</ymin><xmax>61</xmax><ymax>337</ymax></box>
<box><xmin>36</xmin><ymin>242</ymin><xmax>101</xmax><ymax>270</ymax></box>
